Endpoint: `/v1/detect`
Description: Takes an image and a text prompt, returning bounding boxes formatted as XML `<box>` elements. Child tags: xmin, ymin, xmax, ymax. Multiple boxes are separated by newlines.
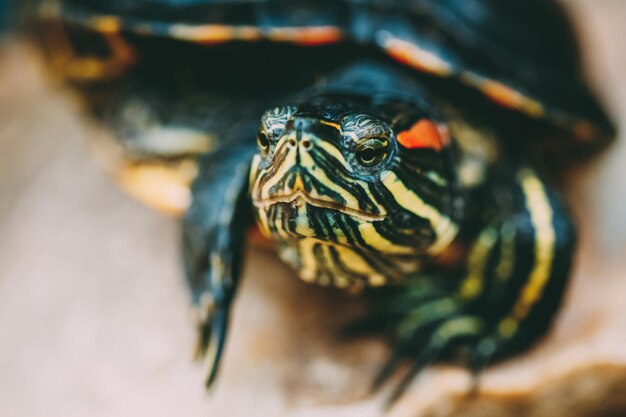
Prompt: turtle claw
<box><xmin>192</xmin><ymin>283</ymin><xmax>234</xmax><ymax>388</ymax></box>
<box><xmin>202</xmin><ymin>304</ymin><xmax>229</xmax><ymax>387</ymax></box>
<box><xmin>368</xmin><ymin>296</ymin><xmax>460</xmax><ymax>393</ymax></box>
<box><xmin>371</xmin><ymin>311</ymin><xmax>486</xmax><ymax>409</ymax></box>
<box><xmin>383</xmin><ymin>341</ymin><xmax>444</xmax><ymax>409</ymax></box>
<box><xmin>466</xmin><ymin>337</ymin><xmax>498</xmax><ymax>394</ymax></box>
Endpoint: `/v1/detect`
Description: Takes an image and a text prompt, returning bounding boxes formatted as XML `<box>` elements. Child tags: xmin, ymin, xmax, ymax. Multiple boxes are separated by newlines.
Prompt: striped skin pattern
<box><xmin>34</xmin><ymin>0</ymin><xmax>601</xmax><ymax>402</ymax></box>
<box><xmin>378</xmin><ymin>168</ymin><xmax>575</xmax><ymax>394</ymax></box>
<box><xmin>249</xmin><ymin>97</ymin><xmax>462</xmax><ymax>291</ymax></box>
<box><xmin>249</xmin><ymin>91</ymin><xmax>575</xmax><ymax>402</ymax></box>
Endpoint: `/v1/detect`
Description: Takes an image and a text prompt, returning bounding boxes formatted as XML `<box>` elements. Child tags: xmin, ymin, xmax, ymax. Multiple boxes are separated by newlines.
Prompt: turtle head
<box><xmin>249</xmin><ymin>94</ymin><xmax>462</xmax><ymax>288</ymax></box>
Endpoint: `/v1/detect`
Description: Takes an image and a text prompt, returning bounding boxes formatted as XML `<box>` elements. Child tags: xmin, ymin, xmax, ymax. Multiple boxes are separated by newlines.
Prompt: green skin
<box><xmin>183</xmin><ymin>63</ymin><xmax>575</xmax><ymax>403</ymax></box>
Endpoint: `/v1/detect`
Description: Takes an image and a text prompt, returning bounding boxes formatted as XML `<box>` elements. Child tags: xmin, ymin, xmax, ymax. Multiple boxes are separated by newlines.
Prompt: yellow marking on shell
<box><xmin>167</xmin><ymin>24</ymin><xmax>342</xmax><ymax>45</ymax></box>
<box><xmin>499</xmin><ymin>169</ymin><xmax>555</xmax><ymax>339</ymax></box>
<box><xmin>88</xmin><ymin>16</ymin><xmax>121</xmax><ymax>33</ymax></box>
<box><xmin>169</xmin><ymin>24</ymin><xmax>261</xmax><ymax>43</ymax></box>
<box><xmin>462</xmin><ymin>73</ymin><xmax>545</xmax><ymax>118</ymax></box>
<box><xmin>267</xmin><ymin>26</ymin><xmax>343</xmax><ymax>45</ymax></box>
<box><xmin>40</xmin><ymin>11</ymin><xmax>135</xmax><ymax>82</ymax></box>
<box><xmin>357</xmin><ymin>223</ymin><xmax>414</xmax><ymax>255</ymax></box>
<box><xmin>379</xmin><ymin>34</ymin><xmax>452</xmax><ymax>77</ymax></box>
<box><xmin>381</xmin><ymin>171</ymin><xmax>458</xmax><ymax>255</ymax></box>
<box><xmin>117</xmin><ymin>160</ymin><xmax>198</xmax><ymax>216</ymax></box>
<box><xmin>459</xmin><ymin>227</ymin><xmax>499</xmax><ymax>300</ymax></box>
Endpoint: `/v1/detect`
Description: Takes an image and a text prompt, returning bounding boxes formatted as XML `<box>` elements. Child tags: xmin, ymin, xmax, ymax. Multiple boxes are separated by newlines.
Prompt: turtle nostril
<box><xmin>301</xmin><ymin>139</ymin><xmax>312</xmax><ymax>150</ymax></box>
<box><xmin>288</xmin><ymin>138</ymin><xmax>297</xmax><ymax>148</ymax></box>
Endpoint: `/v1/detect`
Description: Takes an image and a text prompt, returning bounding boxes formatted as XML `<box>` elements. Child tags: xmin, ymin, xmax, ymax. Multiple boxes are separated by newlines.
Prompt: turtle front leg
<box><xmin>182</xmin><ymin>144</ymin><xmax>256</xmax><ymax>387</ymax></box>
<box><xmin>373</xmin><ymin>168</ymin><xmax>576</xmax><ymax>405</ymax></box>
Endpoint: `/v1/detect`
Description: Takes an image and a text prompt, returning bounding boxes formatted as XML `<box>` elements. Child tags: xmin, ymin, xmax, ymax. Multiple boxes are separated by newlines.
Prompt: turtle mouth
<box><xmin>252</xmin><ymin>191</ymin><xmax>386</xmax><ymax>222</ymax></box>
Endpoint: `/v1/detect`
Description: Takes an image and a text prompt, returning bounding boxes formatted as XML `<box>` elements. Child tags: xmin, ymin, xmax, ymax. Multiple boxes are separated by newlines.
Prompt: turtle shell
<box><xmin>39</xmin><ymin>0</ymin><xmax>615</xmax><ymax>148</ymax></box>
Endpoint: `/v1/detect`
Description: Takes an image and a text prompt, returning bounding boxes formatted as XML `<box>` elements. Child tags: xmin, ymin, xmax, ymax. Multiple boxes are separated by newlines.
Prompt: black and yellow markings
<box><xmin>397</xmin><ymin>297</ymin><xmax>458</xmax><ymax>337</ymax></box>
<box><xmin>60</xmin><ymin>7</ymin><xmax>343</xmax><ymax>46</ymax></box>
<box><xmin>168</xmin><ymin>24</ymin><xmax>262</xmax><ymax>44</ymax></box>
<box><xmin>462</xmin><ymin>73</ymin><xmax>545</xmax><ymax>118</ymax></box>
<box><xmin>251</xmin><ymin>141</ymin><xmax>418</xmax><ymax>287</ymax></box>
<box><xmin>261</xmin><ymin>106</ymin><xmax>297</xmax><ymax>137</ymax></box>
<box><xmin>493</xmin><ymin>222</ymin><xmax>517</xmax><ymax>284</ymax></box>
<box><xmin>166</xmin><ymin>24</ymin><xmax>343</xmax><ymax>45</ymax></box>
<box><xmin>252</xmin><ymin>131</ymin><xmax>387</xmax><ymax>221</ymax></box>
<box><xmin>39</xmin><ymin>3</ymin><xmax>135</xmax><ymax>82</ymax></box>
<box><xmin>249</xmin><ymin>108</ymin><xmax>463</xmax><ymax>289</ymax></box>
<box><xmin>497</xmin><ymin>169</ymin><xmax>556</xmax><ymax>339</ymax></box>
<box><xmin>452</xmin><ymin>168</ymin><xmax>557</xmax><ymax>344</ymax></box>
<box><xmin>356</xmin><ymin>223</ymin><xmax>416</xmax><ymax>255</ymax></box>
<box><xmin>458</xmin><ymin>226</ymin><xmax>499</xmax><ymax>300</ymax></box>
<box><xmin>378</xmin><ymin>33</ymin><xmax>453</xmax><ymax>77</ymax></box>
<box><xmin>266</xmin><ymin>26</ymin><xmax>344</xmax><ymax>46</ymax></box>
<box><xmin>292</xmin><ymin>237</ymin><xmax>390</xmax><ymax>289</ymax></box>
<box><xmin>381</xmin><ymin>170</ymin><xmax>458</xmax><ymax>255</ymax></box>
<box><xmin>376</xmin><ymin>32</ymin><xmax>549</xmax><ymax>121</ymax></box>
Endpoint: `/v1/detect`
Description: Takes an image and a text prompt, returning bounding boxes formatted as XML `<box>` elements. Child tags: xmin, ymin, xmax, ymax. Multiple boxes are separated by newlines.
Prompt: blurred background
<box><xmin>0</xmin><ymin>1</ymin><xmax>625</xmax><ymax>416</ymax></box>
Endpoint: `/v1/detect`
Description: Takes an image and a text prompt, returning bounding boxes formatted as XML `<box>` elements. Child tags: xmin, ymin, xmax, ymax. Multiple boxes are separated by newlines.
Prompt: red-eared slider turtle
<box><xmin>31</xmin><ymin>0</ymin><xmax>615</xmax><ymax>405</ymax></box>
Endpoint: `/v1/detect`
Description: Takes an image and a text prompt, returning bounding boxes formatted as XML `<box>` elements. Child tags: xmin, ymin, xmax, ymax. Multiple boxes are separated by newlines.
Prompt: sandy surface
<box><xmin>0</xmin><ymin>1</ymin><xmax>625</xmax><ymax>416</ymax></box>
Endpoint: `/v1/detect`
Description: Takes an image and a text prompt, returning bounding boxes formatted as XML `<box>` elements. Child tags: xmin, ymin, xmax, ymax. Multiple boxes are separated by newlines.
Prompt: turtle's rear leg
<box><xmin>372</xmin><ymin>168</ymin><xmax>576</xmax><ymax>405</ymax></box>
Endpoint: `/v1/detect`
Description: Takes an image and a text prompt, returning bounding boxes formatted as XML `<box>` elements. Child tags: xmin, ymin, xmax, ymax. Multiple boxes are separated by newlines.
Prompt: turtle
<box><xmin>29</xmin><ymin>0</ymin><xmax>615</xmax><ymax>405</ymax></box>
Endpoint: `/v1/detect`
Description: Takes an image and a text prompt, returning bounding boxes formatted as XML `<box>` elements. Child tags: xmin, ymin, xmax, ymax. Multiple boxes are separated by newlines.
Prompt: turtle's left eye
<box><xmin>257</xmin><ymin>132</ymin><xmax>270</xmax><ymax>155</ymax></box>
<box><xmin>356</xmin><ymin>138</ymin><xmax>388</xmax><ymax>167</ymax></box>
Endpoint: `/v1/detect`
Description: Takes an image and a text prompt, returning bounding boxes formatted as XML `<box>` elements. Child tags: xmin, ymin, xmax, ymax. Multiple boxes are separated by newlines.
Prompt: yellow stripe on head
<box><xmin>381</xmin><ymin>171</ymin><xmax>458</xmax><ymax>255</ymax></box>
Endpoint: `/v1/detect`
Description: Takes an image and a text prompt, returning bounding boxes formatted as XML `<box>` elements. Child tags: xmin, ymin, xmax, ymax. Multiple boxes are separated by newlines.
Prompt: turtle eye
<box><xmin>257</xmin><ymin>131</ymin><xmax>270</xmax><ymax>155</ymax></box>
<box><xmin>356</xmin><ymin>138</ymin><xmax>388</xmax><ymax>167</ymax></box>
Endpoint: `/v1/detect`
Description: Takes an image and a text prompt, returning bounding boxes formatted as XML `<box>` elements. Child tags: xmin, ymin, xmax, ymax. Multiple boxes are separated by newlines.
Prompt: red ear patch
<box><xmin>397</xmin><ymin>119</ymin><xmax>448</xmax><ymax>151</ymax></box>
